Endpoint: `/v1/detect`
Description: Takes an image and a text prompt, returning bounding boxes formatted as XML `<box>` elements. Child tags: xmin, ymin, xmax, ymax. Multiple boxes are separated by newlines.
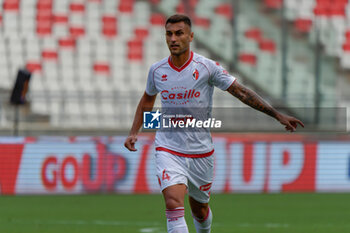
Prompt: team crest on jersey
<box><xmin>192</xmin><ymin>69</ymin><xmax>199</xmax><ymax>80</ymax></box>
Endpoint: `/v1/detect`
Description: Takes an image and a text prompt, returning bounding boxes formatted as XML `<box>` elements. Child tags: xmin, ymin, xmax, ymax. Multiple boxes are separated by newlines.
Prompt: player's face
<box><xmin>165</xmin><ymin>22</ymin><xmax>193</xmax><ymax>56</ymax></box>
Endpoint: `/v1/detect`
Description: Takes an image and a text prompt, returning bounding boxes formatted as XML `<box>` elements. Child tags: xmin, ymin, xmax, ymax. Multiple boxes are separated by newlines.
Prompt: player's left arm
<box><xmin>226</xmin><ymin>81</ymin><xmax>304</xmax><ymax>132</ymax></box>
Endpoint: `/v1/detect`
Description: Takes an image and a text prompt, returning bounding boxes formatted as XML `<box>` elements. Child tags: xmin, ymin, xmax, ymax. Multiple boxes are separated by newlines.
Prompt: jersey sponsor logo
<box><xmin>161</xmin><ymin>89</ymin><xmax>200</xmax><ymax>100</ymax></box>
<box><xmin>192</xmin><ymin>69</ymin><xmax>199</xmax><ymax>80</ymax></box>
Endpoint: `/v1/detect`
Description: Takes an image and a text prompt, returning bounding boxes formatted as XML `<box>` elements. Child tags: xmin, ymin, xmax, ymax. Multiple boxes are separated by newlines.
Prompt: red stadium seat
<box><xmin>194</xmin><ymin>16</ymin><xmax>210</xmax><ymax>29</ymax></box>
<box><xmin>345</xmin><ymin>31</ymin><xmax>350</xmax><ymax>41</ymax></box>
<box><xmin>26</xmin><ymin>61</ymin><xmax>42</xmax><ymax>73</ymax></box>
<box><xmin>53</xmin><ymin>14</ymin><xmax>68</xmax><ymax>24</ymax></box>
<box><xmin>176</xmin><ymin>2</ymin><xmax>185</xmax><ymax>14</ymax></box>
<box><xmin>244</xmin><ymin>27</ymin><xmax>263</xmax><ymax>41</ymax></box>
<box><xmin>42</xmin><ymin>50</ymin><xmax>58</xmax><ymax>60</ymax></box>
<box><xmin>264</xmin><ymin>0</ymin><xmax>282</xmax><ymax>9</ymax></box>
<box><xmin>102</xmin><ymin>16</ymin><xmax>117</xmax><ymax>25</ymax></box>
<box><xmin>3</xmin><ymin>0</ymin><xmax>19</xmax><ymax>11</ymax></box>
<box><xmin>259</xmin><ymin>39</ymin><xmax>276</xmax><ymax>54</ymax></box>
<box><xmin>93</xmin><ymin>62</ymin><xmax>110</xmax><ymax>74</ymax></box>
<box><xmin>119</xmin><ymin>0</ymin><xmax>134</xmax><ymax>13</ymax></box>
<box><xmin>70</xmin><ymin>26</ymin><xmax>85</xmax><ymax>38</ymax></box>
<box><xmin>330</xmin><ymin>5</ymin><xmax>346</xmax><ymax>16</ymax></box>
<box><xmin>215</xmin><ymin>3</ymin><xmax>233</xmax><ymax>20</ymax></box>
<box><xmin>294</xmin><ymin>18</ymin><xmax>313</xmax><ymax>33</ymax></box>
<box><xmin>102</xmin><ymin>27</ymin><xmax>117</xmax><ymax>38</ymax></box>
<box><xmin>36</xmin><ymin>12</ymin><xmax>52</xmax><ymax>22</ymax></box>
<box><xmin>314</xmin><ymin>6</ymin><xmax>330</xmax><ymax>16</ymax></box>
<box><xmin>189</xmin><ymin>0</ymin><xmax>199</xmax><ymax>8</ymax></box>
<box><xmin>102</xmin><ymin>16</ymin><xmax>117</xmax><ymax>38</ymax></box>
<box><xmin>70</xmin><ymin>3</ymin><xmax>85</xmax><ymax>13</ymax></box>
<box><xmin>36</xmin><ymin>21</ymin><xmax>52</xmax><ymax>36</ymax></box>
<box><xmin>128</xmin><ymin>40</ymin><xmax>143</xmax><ymax>61</ymax></box>
<box><xmin>59</xmin><ymin>38</ymin><xmax>76</xmax><ymax>49</ymax></box>
<box><xmin>134</xmin><ymin>28</ymin><xmax>149</xmax><ymax>40</ymax></box>
<box><xmin>149</xmin><ymin>0</ymin><xmax>161</xmax><ymax>5</ymax></box>
<box><xmin>238</xmin><ymin>53</ymin><xmax>257</xmax><ymax>66</ymax></box>
<box><xmin>36</xmin><ymin>1</ymin><xmax>52</xmax><ymax>11</ymax></box>
<box><xmin>342</xmin><ymin>43</ymin><xmax>350</xmax><ymax>52</ymax></box>
<box><xmin>150</xmin><ymin>13</ymin><xmax>165</xmax><ymax>26</ymax></box>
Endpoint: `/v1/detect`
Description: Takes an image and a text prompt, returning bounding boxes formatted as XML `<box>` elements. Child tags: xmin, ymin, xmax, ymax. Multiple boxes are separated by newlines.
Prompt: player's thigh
<box><xmin>162</xmin><ymin>184</ymin><xmax>187</xmax><ymax>209</ymax></box>
<box><xmin>187</xmin><ymin>156</ymin><xmax>214</xmax><ymax>204</ymax></box>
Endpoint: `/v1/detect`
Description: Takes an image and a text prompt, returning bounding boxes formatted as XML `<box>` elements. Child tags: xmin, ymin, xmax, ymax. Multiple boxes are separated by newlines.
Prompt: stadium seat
<box><xmin>150</xmin><ymin>13</ymin><xmax>166</xmax><ymax>26</ymax></box>
<box><xmin>26</xmin><ymin>61</ymin><xmax>42</xmax><ymax>73</ymax></box>
<box><xmin>118</xmin><ymin>0</ymin><xmax>134</xmax><ymax>14</ymax></box>
<box><xmin>3</xmin><ymin>0</ymin><xmax>20</xmax><ymax>11</ymax></box>
<box><xmin>264</xmin><ymin>0</ymin><xmax>282</xmax><ymax>10</ymax></box>
<box><xmin>214</xmin><ymin>3</ymin><xmax>233</xmax><ymax>20</ymax></box>
<box><xmin>259</xmin><ymin>39</ymin><xmax>276</xmax><ymax>54</ymax></box>
<box><xmin>93</xmin><ymin>62</ymin><xmax>110</xmax><ymax>75</ymax></box>
<box><xmin>127</xmin><ymin>39</ymin><xmax>143</xmax><ymax>62</ymax></box>
<box><xmin>69</xmin><ymin>2</ymin><xmax>85</xmax><ymax>13</ymax></box>
<box><xmin>238</xmin><ymin>53</ymin><xmax>257</xmax><ymax>66</ymax></box>
<box><xmin>102</xmin><ymin>15</ymin><xmax>117</xmax><ymax>38</ymax></box>
<box><xmin>59</xmin><ymin>37</ymin><xmax>76</xmax><ymax>49</ymax></box>
<box><xmin>294</xmin><ymin>18</ymin><xmax>313</xmax><ymax>33</ymax></box>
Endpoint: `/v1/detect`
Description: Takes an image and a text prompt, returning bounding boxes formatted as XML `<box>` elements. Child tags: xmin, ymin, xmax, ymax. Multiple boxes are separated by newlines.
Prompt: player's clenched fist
<box><xmin>124</xmin><ymin>135</ymin><xmax>138</xmax><ymax>151</ymax></box>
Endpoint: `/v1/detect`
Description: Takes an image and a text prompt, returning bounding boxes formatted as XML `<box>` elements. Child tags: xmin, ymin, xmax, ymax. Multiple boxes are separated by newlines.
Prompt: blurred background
<box><xmin>0</xmin><ymin>0</ymin><xmax>348</xmax><ymax>135</ymax></box>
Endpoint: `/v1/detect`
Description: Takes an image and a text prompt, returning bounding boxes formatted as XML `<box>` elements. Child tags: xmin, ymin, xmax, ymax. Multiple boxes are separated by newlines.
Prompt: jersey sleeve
<box><xmin>208</xmin><ymin>61</ymin><xmax>236</xmax><ymax>91</ymax></box>
<box><xmin>145</xmin><ymin>65</ymin><xmax>158</xmax><ymax>96</ymax></box>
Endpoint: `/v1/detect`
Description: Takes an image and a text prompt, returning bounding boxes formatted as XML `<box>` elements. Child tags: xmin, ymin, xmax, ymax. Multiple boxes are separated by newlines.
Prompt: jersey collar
<box><xmin>168</xmin><ymin>51</ymin><xmax>193</xmax><ymax>72</ymax></box>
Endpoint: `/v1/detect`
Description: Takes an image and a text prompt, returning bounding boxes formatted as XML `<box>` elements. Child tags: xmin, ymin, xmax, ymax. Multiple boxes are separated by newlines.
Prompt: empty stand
<box><xmin>0</xmin><ymin>0</ymin><xmax>346</xmax><ymax>130</ymax></box>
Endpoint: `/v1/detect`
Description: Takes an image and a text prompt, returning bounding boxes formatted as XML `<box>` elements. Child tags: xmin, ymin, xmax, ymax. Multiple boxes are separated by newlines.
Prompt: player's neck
<box><xmin>170</xmin><ymin>50</ymin><xmax>191</xmax><ymax>68</ymax></box>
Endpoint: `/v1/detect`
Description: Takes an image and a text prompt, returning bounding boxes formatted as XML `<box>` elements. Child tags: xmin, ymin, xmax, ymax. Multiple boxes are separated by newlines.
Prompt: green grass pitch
<box><xmin>1</xmin><ymin>193</ymin><xmax>349</xmax><ymax>233</ymax></box>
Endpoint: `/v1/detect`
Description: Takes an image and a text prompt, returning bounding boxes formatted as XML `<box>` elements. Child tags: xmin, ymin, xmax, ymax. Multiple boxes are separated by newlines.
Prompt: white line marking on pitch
<box><xmin>139</xmin><ymin>228</ymin><xmax>159</xmax><ymax>232</ymax></box>
<box><xmin>236</xmin><ymin>223</ymin><xmax>290</xmax><ymax>228</ymax></box>
<box><xmin>8</xmin><ymin>219</ymin><xmax>162</xmax><ymax>227</ymax></box>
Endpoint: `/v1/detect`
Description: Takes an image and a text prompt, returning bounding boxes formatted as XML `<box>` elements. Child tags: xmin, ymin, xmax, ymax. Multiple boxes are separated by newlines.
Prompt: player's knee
<box><xmin>165</xmin><ymin>197</ymin><xmax>184</xmax><ymax>209</ymax></box>
<box><xmin>189</xmin><ymin>197</ymin><xmax>209</xmax><ymax>220</ymax></box>
<box><xmin>192</xmin><ymin>206</ymin><xmax>209</xmax><ymax>220</ymax></box>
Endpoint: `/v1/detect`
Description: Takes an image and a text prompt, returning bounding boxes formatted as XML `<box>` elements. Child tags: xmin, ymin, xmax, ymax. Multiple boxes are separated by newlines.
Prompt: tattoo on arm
<box><xmin>228</xmin><ymin>83</ymin><xmax>278</xmax><ymax>119</ymax></box>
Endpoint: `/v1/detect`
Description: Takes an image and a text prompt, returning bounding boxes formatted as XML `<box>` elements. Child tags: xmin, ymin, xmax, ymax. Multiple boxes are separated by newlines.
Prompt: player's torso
<box><xmin>154</xmin><ymin>54</ymin><xmax>213</xmax><ymax>107</ymax></box>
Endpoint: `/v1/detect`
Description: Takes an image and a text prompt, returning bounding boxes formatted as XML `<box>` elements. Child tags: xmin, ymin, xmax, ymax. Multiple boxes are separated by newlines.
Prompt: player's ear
<box><xmin>190</xmin><ymin>31</ymin><xmax>194</xmax><ymax>42</ymax></box>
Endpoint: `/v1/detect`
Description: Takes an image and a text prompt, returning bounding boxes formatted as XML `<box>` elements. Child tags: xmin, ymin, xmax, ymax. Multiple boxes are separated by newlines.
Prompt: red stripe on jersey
<box><xmin>168</xmin><ymin>51</ymin><xmax>193</xmax><ymax>72</ymax></box>
<box><xmin>156</xmin><ymin>147</ymin><xmax>214</xmax><ymax>158</ymax></box>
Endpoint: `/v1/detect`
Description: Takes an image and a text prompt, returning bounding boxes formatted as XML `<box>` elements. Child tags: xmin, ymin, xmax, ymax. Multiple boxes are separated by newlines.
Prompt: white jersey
<box><xmin>146</xmin><ymin>51</ymin><xmax>236</xmax><ymax>157</ymax></box>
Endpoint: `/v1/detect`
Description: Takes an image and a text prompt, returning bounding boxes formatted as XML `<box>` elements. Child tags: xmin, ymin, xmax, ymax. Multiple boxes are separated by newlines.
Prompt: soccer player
<box><xmin>124</xmin><ymin>14</ymin><xmax>304</xmax><ymax>233</ymax></box>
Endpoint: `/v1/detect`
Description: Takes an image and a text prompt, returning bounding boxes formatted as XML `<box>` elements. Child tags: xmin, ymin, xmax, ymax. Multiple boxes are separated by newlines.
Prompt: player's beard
<box><xmin>169</xmin><ymin>45</ymin><xmax>188</xmax><ymax>56</ymax></box>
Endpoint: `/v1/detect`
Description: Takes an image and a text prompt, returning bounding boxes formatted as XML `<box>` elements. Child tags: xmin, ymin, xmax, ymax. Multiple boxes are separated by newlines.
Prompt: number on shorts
<box><xmin>162</xmin><ymin>169</ymin><xmax>170</xmax><ymax>181</ymax></box>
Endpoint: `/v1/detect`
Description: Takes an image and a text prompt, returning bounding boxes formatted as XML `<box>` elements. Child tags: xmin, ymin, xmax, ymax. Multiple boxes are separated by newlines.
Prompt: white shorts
<box><xmin>155</xmin><ymin>150</ymin><xmax>214</xmax><ymax>203</ymax></box>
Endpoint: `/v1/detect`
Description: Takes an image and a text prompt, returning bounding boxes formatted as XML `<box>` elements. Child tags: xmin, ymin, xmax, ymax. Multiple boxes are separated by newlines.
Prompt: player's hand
<box><xmin>124</xmin><ymin>135</ymin><xmax>138</xmax><ymax>151</ymax></box>
<box><xmin>277</xmin><ymin>113</ymin><xmax>304</xmax><ymax>132</ymax></box>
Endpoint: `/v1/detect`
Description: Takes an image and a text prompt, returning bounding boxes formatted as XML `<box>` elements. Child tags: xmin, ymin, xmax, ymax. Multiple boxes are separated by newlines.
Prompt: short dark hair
<box><xmin>165</xmin><ymin>14</ymin><xmax>192</xmax><ymax>28</ymax></box>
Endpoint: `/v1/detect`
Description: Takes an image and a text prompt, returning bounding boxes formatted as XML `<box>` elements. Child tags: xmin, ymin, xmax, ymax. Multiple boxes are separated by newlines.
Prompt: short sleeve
<box><xmin>145</xmin><ymin>65</ymin><xmax>158</xmax><ymax>96</ymax></box>
<box><xmin>209</xmin><ymin>61</ymin><xmax>236</xmax><ymax>91</ymax></box>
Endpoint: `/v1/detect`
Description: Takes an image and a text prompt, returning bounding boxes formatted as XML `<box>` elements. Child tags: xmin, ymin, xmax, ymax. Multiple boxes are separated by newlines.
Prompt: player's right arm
<box><xmin>124</xmin><ymin>92</ymin><xmax>157</xmax><ymax>151</ymax></box>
